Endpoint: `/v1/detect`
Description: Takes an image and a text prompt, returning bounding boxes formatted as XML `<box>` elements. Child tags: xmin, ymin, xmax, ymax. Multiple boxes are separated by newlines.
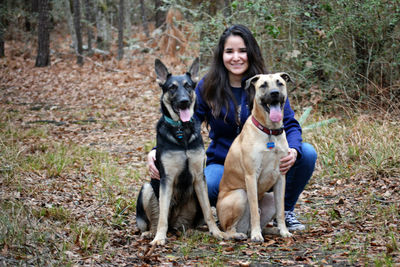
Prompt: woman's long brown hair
<box><xmin>202</xmin><ymin>24</ymin><xmax>267</xmax><ymax>122</ymax></box>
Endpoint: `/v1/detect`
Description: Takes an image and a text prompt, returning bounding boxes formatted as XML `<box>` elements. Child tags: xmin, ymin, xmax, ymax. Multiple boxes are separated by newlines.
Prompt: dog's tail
<box><xmin>136</xmin><ymin>183</ymin><xmax>159</xmax><ymax>232</ymax></box>
<box><xmin>136</xmin><ymin>186</ymin><xmax>149</xmax><ymax>231</ymax></box>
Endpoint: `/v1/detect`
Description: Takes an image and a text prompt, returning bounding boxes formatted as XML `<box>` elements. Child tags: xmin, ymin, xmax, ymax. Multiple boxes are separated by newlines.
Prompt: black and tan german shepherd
<box><xmin>136</xmin><ymin>58</ymin><xmax>225</xmax><ymax>245</ymax></box>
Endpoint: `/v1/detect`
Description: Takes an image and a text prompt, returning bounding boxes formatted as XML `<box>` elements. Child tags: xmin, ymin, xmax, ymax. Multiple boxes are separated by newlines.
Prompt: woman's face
<box><xmin>223</xmin><ymin>35</ymin><xmax>249</xmax><ymax>86</ymax></box>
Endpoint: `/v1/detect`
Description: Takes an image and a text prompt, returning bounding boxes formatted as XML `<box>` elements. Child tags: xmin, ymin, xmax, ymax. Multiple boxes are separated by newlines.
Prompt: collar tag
<box><xmin>176</xmin><ymin>129</ymin><xmax>184</xmax><ymax>139</ymax></box>
<box><xmin>267</xmin><ymin>142</ymin><xmax>275</xmax><ymax>149</ymax></box>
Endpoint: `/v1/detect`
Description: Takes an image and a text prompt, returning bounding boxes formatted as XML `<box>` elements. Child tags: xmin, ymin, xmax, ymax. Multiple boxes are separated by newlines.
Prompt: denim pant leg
<box><xmin>285</xmin><ymin>142</ymin><xmax>317</xmax><ymax>211</ymax></box>
<box><xmin>204</xmin><ymin>163</ymin><xmax>224</xmax><ymax>207</ymax></box>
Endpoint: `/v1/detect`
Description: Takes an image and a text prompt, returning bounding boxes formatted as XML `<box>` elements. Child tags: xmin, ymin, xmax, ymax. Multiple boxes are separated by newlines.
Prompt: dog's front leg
<box><xmin>274</xmin><ymin>175</ymin><xmax>292</xmax><ymax>238</ymax></box>
<box><xmin>150</xmin><ymin>180</ymin><xmax>173</xmax><ymax>245</ymax></box>
<box><xmin>194</xmin><ymin>177</ymin><xmax>226</xmax><ymax>240</ymax></box>
<box><xmin>245</xmin><ymin>173</ymin><xmax>264</xmax><ymax>242</ymax></box>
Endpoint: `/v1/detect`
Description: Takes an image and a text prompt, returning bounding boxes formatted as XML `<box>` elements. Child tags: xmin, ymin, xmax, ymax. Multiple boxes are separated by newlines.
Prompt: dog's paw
<box><xmin>210</xmin><ymin>229</ymin><xmax>226</xmax><ymax>240</ymax></box>
<box><xmin>150</xmin><ymin>232</ymin><xmax>167</xmax><ymax>246</ymax></box>
<box><xmin>150</xmin><ymin>237</ymin><xmax>166</xmax><ymax>246</ymax></box>
<box><xmin>250</xmin><ymin>232</ymin><xmax>264</xmax><ymax>242</ymax></box>
<box><xmin>279</xmin><ymin>229</ymin><xmax>292</xmax><ymax>238</ymax></box>
<box><xmin>140</xmin><ymin>231</ymin><xmax>154</xmax><ymax>239</ymax></box>
<box><xmin>232</xmin><ymin>232</ymin><xmax>248</xmax><ymax>240</ymax></box>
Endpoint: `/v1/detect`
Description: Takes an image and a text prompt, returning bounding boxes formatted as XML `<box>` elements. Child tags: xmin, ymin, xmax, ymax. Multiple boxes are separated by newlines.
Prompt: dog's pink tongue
<box><xmin>269</xmin><ymin>106</ymin><xmax>282</xmax><ymax>122</ymax></box>
<box><xmin>179</xmin><ymin>108</ymin><xmax>191</xmax><ymax>122</ymax></box>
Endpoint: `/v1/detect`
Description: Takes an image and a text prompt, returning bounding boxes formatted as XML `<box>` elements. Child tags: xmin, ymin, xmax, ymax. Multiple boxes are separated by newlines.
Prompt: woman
<box><xmin>148</xmin><ymin>24</ymin><xmax>317</xmax><ymax>231</ymax></box>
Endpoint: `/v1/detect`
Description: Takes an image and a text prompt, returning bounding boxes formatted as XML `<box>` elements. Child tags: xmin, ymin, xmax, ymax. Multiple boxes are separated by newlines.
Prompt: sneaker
<box><xmin>273</xmin><ymin>211</ymin><xmax>306</xmax><ymax>232</ymax></box>
<box><xmin>284</xmin><ymin>211</ymin><xmax>305</xmax><ymax>231</ymax></box>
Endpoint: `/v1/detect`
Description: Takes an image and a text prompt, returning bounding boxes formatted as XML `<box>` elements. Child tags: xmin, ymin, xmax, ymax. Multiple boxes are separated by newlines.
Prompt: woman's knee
<box><xmin>204</xmin><ymin>164</ymin><xmax>224</xmax><ymax>205</ymax></box>
<box><xmin>301</xmin><ymin>142</ymin><xmax>317</xmax><ymax>165</ymax></box>
<box><xmin>205</xmin><ymin>164</ymin><xmax>224</xmax><ymax>189</ymax></box>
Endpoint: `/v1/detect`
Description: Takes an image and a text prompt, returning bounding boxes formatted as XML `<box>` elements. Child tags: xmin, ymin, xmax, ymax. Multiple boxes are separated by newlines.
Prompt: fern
<box><xmin>299</xmin><ymin>107</ymin><xmax>338</xmax><ymax>130</ymax></box>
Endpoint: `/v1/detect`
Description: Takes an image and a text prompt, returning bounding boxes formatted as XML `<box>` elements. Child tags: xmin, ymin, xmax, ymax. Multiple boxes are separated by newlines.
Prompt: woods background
<box><xmin>1</xmin><ymin>0</ymin><xmax>400</xmax><ymax>266</ymax></box>
<box><xmin>2</xmin><ymin>0</ymin><xmax>399</xmax><ymax>108</ymax></box>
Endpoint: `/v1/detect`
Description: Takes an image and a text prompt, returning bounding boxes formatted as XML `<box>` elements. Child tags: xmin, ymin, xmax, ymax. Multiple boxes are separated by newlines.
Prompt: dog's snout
<box><xmin>270</xmin><ymin>90</ymin><xmax>280</xmax><ymax>98</ymax></box>
<box><xmin>178</xmin><ymin>99</ymin><xmax>190</xmax><ymax>109</ymax></box>
<box><xmin>177</xmin><ymin>91</ymin><xmax>190</xmax><ymax>107</ymax></box>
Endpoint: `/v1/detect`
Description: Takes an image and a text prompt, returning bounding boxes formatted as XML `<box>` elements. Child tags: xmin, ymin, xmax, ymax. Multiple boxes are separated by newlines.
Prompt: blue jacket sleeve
<box><xmin>283</xmin><ymin>98</ymin><xmax>303</xmax><ymax>158</ymax></box>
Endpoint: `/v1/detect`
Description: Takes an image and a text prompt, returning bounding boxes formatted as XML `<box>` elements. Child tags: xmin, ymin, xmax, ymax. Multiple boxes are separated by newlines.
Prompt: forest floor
<box><xmin>1</xmin><ymin>30</ymin><xmax>399</xmax><ymax>266</ymax></box>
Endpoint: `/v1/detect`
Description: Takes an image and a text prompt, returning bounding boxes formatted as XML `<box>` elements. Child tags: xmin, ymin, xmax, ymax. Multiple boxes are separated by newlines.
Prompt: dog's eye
<box><xmin>169</xmin><ymin>84</ymin><xmax>177</xmax><ymax>90</ymax></box>
<box><xmin>260</xmin><ymin>82</ymin><xmax>267</xmax><ymax>88</ymax></box>
<box><xmin>276</xmin><ymin>80</ymin><xmax>284</xmax><ymax>87</ymax></box>
<box><xmin>184</xmin><ymin>82</ymin><xmax>192</xmax><ymax>90</ymax></box>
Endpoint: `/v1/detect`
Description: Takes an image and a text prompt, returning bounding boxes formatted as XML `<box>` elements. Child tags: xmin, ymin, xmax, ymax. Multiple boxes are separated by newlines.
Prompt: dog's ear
<box><xmin>279</xmin><ymin>72</ymin><xmax>292</xmax><ymax>83</ymax></box>
<box><xmin>155</xmin><ymin>59</ymin><xmax>170</xmax><ymax>86</ymax></box>
<box><xmin>187</xmin><ymin>57</ymin><xmax>199</xmax><ymax>83</ymax></box>
<box><xmin>244</xmin><ymin>75</ymin><xmax>260</xmax><ymax>112</ymax></box>
<box><xmin>244</xmin><ymin>75</ymin><xmax>260</xmax><ymax>90</ymax></box>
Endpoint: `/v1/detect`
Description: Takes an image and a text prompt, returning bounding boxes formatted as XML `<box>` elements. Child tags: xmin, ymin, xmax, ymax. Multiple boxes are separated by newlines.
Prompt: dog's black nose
<box><xmin>270</xmin><ymin>90</ymin><xmax>280</xmax><ymax>98</ymax></box>
<box><xmin>178</xmin><ymin>99</ymin><xmax>190</xmax><ymax>109</ymax></box>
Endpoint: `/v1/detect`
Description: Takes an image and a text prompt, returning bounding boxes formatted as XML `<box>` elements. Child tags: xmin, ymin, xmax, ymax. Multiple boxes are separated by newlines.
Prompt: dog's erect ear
<box><xmin>155</xmin><ymin>59</ymin><xmax>170</xmax><ymax>86</ymax></box>
<box><xmin>187</xmin><ymin>57</ymin><xmax>199</xmax><ymax>83</ymax></box>
<box><xmin>279</xmin><ymin>72</ymin><xmax>292</xmax><ymax>83</ymax></box>
<box><xmin>244</xmin><ymin>75</ymin><xmax>261</xmax><ymax>90</ymax></box>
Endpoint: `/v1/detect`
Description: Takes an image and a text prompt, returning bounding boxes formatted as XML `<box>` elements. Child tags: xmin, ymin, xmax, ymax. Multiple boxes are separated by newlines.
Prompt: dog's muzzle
<box><xmin>261</xmin><ymin>90</ymin><xmax>285</xmax><ymax>122</ymax></box>
<box><xmin>173</xmin><ymin>89</ymin><xmax>192</xmax><ymax>122</ymax></box>
<box><xmin>261</xmin><ymin>90</ymin><xmax>284</xmax><ymax>109</ymax></box>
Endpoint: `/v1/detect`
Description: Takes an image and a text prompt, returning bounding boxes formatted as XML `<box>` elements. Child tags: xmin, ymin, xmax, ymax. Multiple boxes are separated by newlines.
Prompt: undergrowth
<box><xmin>1</xmin><ymin>108</ymin><xmax>399</xmax><ymax>265</ymax></box>
<box><xmin>0</xmin><ymin>116</ymin><xmax>136</xmax><ymax>265</ymax></box>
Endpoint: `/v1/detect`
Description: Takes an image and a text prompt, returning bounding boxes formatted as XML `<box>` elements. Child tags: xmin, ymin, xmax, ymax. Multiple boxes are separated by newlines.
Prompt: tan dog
<box><xmin>217</xmin><ymin>73</ymin><xmax>293</xmax><ymax>242</ymax></box>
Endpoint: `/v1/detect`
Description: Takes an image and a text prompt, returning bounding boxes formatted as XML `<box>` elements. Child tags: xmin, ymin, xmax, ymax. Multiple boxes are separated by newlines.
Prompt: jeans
<box><xmin>204</xmin><ymin>142</ymin><xmax>317</xmax><ymax>211</ymax></box>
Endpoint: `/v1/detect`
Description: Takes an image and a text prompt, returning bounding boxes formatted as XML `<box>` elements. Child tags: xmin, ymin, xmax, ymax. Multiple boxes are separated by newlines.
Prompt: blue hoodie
<box><xmin>194</xmin><ymin>78</ymin><xmax>303</xmax><ymax>166</ymax></box>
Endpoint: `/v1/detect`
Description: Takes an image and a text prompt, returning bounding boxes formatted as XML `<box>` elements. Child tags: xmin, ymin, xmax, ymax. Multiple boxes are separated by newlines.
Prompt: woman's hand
<box><xmin>279</xmin><ymin>148</ymin><xmax>298</xmax><ymax>175</ymax></box>
<box><xmin>148</xmin><ymin>149</ymin><xmax>160</xmax><ymax>179</ymax></box>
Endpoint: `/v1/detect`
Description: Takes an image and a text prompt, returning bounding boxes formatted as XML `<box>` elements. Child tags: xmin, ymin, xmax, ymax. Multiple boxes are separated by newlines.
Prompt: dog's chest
<box><xmin>160</xmin><ymin>148</ymin><xmax>205</xmax><ymax>205</ymax></box>
<box><xmin>160</xmin><ymin>147</ymin><xmax>205</xmax><ymax>184</ymax></box>
<box><xmin>256</xmin><ymin>138</ymin><xmax>288</xmax><ymax>191</ymax></box>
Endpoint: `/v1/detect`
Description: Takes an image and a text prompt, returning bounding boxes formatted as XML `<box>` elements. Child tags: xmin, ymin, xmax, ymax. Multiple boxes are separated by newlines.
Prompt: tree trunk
<box><xmin>25</xmin><ymin>0</ymin><xmax>39</xmax><ymax>32</ymax></box>
<box><xmin>117</xmin><ymin>0</ymin><xmax>124</xmax><ymax>60</ymax></box>
<box><xmin>0</xmin><ymin>30</ymin><xmax>4</xmax><ymax>58</ymax></box>
<box><xmin>96</xmin><ymin>7</ymin><xmax>111</xmax><ymax>50</ymax></box>
<box><xmin>0</xmin><ymin>0</ymin><xmax>5</xmax><ymax>58</ymax></box>
<box><xmin>73</xmin><ymin>0</ymin><xmax>83</xmax><ymax>65</ymax></box>
<box><xmin>124</xmin><ymin>0</ymin><xmax>132</xmax><ymax>39</ymax></box>
<box><xmin>35</xmin><ymin>0</ymin><xmax>51</xmax><ymax>67</ymax></box>
<box><xmin>154</xmin><ymin>0</ymin><xmax>165</xmax><ymax>29</ymax></box>
<box><xmin>223</xmin><ymin>0</ymin><xmax>232</xmax><ymax>17</ymax></box>
<box><xmin>83</xmin><ymin>0</ymin><xmax>94</xmax><ymax>55</ymax></box>
<box><xmin>139</xmin><ymin>0</ymin><xmax>149</xmax><ymax>37</ymax></box>
<box><xmin>64</xmin><ymin>0</ymin><xmax>77</xmax><ymax>51</ymax></box>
